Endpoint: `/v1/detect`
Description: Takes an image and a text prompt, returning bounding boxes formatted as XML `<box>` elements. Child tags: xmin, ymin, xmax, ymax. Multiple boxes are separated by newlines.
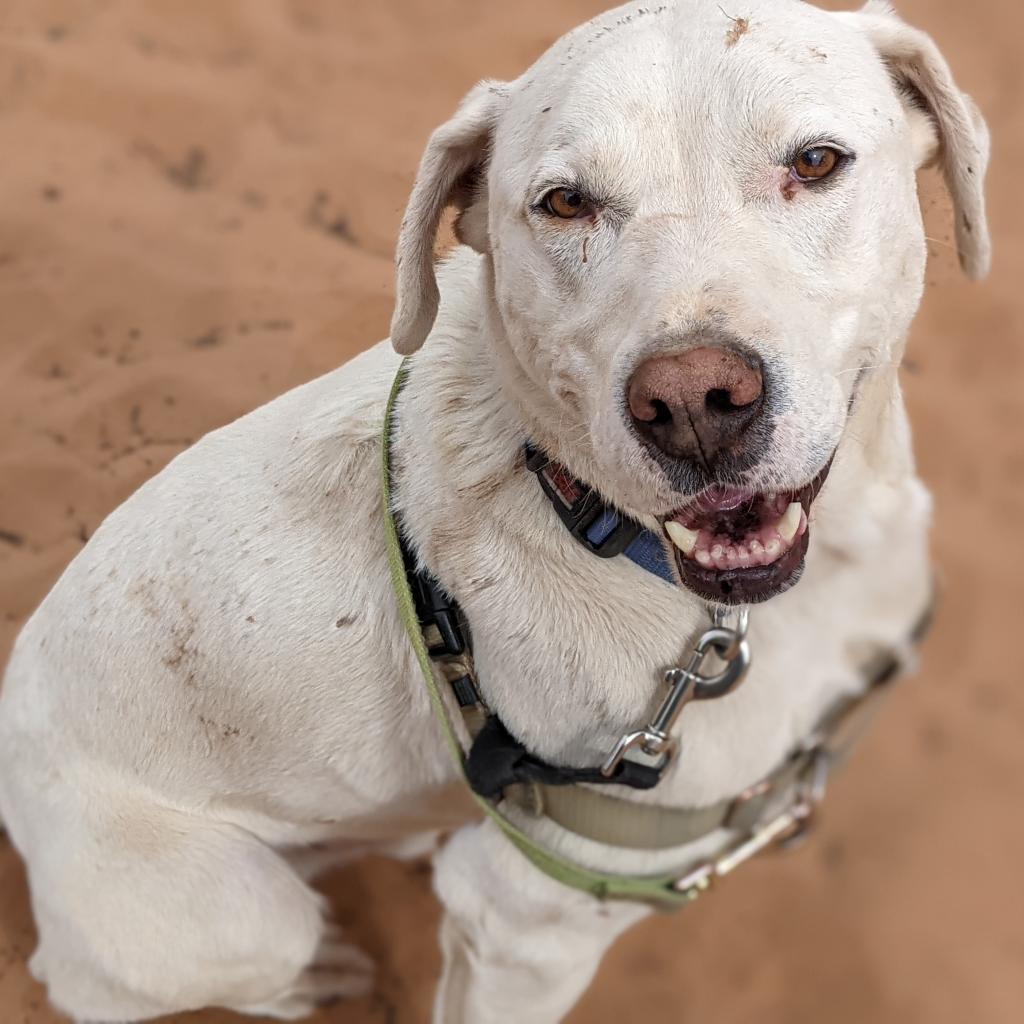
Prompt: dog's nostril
<box><xmin>650</xmin><ymin>399</ymin><xmax>673</xmax><ymax>426</ymax></box>
<box><xmin>705</xmin><ymin>388</ymin><xmax>737</xmax><ymax>415</ymax></box>
<box><xmin>705</xmin><ymin>387</ymin><xmax>757</xmax><ymax>415</ymax></box>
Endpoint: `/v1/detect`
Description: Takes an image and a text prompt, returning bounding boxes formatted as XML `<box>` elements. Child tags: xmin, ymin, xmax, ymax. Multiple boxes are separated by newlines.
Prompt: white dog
<box><xmin>0</xmin><ymin>1</ymin><xmax>989</xmax><ymax>1022</ymax></box>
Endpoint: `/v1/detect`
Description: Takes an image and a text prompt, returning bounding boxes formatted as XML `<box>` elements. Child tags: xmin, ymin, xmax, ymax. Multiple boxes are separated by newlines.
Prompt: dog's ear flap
<box><xmin>390</xmin><ymin>80</ymin><xmax>508</xmax><ymax>355</ymax></box>
<box><xmin>840</xmin><ymin>1</ymin><xmax>990</xmax><ymax>279</ymax></box>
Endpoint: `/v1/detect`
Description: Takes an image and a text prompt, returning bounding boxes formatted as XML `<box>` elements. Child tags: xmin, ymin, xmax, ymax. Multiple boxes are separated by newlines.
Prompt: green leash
<box><xmin>382</xmin><ymin>360</ymin><xmax>697</xmax><ymax>908</ymax></box>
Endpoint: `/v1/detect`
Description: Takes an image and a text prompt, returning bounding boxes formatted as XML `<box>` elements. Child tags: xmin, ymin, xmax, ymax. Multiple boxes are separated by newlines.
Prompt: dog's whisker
<box><xmin>834</xmin><ymin>359</ymin><xmax>901</xmax><ymax>377</ymax></box>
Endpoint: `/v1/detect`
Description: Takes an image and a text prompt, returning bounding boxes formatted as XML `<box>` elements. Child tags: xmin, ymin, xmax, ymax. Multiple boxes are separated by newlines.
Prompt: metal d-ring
<box><xmin>688</xmin><ymin>627</ymin><xmax>751</xmax><ymax>700</ymax></box>
<box><xmin>711</xmin><ymin>606</ymin><xmax>750</xmax><ymax>660</ymax></box>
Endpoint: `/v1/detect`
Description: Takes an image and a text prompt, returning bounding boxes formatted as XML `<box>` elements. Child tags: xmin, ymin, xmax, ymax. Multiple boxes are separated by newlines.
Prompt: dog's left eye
<box><xmin>791</xmin><ymin>146</ymin><xmax>842</xmax><ymax>182</ymax></box>
<box><xmin>542</xmin><ymin>188</ymin><xmax>593</xmax><ymax>219</ymax></box>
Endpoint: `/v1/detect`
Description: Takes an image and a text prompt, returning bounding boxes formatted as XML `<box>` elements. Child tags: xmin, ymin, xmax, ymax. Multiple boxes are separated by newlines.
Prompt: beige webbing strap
<box><xmin>508</xmin><ymin>784</ymin><xmax>732</xmax><ymax>850</ymax></box>
<box><xmin>514</xmin><ymin>635</ymin><xmax>930</xmax><ymax>851</ymax></box>
<box><xmin>510</xmin><ymin>750</ymin><xmax>808</xmax><ymax>850</ymax></box>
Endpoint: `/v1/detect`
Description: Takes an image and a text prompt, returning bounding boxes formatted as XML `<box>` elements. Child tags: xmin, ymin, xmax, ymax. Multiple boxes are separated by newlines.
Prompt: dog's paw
<box><xmin>295</xmin><ymin>926</ymin><xmax>376</xmax><ymax>1005</ymax></box>
<box><xmin>304</xmin><ymin>927</ymin><xmax>375</xmax><ymax>999</ymax></box>
<box><xmin>232</xmin><ymin>928</ymin><xmax>374</xmax><ymax>1020</ymax></box>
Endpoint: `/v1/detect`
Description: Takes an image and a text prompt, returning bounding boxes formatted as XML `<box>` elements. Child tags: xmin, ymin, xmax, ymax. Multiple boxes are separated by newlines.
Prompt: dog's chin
<box><xmin>658</xmin><ymin>458</ymin><xmax>834</xmax><ymax>606</ymax></box>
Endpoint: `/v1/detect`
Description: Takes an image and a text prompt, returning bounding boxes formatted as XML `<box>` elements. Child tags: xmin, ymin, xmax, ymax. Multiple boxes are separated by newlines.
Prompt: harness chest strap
<box><xmin>383</xmin><ymin>361</ymin><xmax>698</xmax><ymax>907</ymax></box>
<box><xmin>506</xmin><ymin>637</ymin><xmax>926</xmax><ymax>851</ymax></box>
<box><xmin>383</xmin><ymin>361</ymin><xmax>932</xmax><ymax>906</ymax></box>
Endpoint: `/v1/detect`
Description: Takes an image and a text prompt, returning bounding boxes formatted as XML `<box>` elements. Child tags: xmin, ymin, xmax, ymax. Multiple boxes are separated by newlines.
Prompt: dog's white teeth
<box><xmin>665</xmin><ymin>521</ymin><xmax>699</xmax><ymax>555</ymax></box>
<box><xmin>672</xmin><ymin>498</ymin><xmax>806</xmax><ymax>572</ymax></box>
<box><xmin>775</xmin><ymin>501</ymin><xmax>802</xmax><ymax>543</ymax></box>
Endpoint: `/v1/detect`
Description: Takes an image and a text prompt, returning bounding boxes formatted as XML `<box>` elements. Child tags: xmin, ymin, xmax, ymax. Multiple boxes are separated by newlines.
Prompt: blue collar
<box><xmin>524</xmin><ymin>445</ymin><xmax>677</xmax><ymax>586</ymax></box>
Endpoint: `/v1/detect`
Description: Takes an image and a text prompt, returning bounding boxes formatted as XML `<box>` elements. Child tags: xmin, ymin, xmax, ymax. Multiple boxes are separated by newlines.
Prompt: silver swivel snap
<box><xmin>601</xmin><ymin>607</ymin><xmax>752</xmax><ymax>779</ymax></box>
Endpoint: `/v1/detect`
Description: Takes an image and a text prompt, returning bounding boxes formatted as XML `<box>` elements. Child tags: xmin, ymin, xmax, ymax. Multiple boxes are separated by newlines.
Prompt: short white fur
<box><xmin>0</xmin><ymin>2</ymin><xmax>988</xmax><ymax>1022</ymax></box>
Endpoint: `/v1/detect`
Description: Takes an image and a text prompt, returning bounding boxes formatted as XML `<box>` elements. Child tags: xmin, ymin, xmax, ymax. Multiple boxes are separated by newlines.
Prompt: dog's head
<box><xmin>390</xmin><ymin>0</ymin><xmax>989</xmax><ymax>604</ymax></box>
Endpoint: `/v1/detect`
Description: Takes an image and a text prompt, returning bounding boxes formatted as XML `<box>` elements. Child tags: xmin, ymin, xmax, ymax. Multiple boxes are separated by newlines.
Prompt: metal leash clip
<box><xmin>601</xmin><ymin>607</ymin><xmax>752</xmax><ymax>779</ymax></box>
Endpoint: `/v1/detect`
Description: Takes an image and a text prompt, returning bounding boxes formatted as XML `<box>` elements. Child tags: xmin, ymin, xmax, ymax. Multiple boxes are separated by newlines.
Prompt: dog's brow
<box><xmin>779</xmin><ymin>131</ymin><xmax>857</xmax><ymax>163</ymax></box>
<box><xmin>527</xmin><ymin>169</ymin><xmax>589</xmax><ymax>203</ymax></box>
<box><xmin>526</xmin><ymin>150</ymin><xmax>637</xmax><ymax>212</ymax></box>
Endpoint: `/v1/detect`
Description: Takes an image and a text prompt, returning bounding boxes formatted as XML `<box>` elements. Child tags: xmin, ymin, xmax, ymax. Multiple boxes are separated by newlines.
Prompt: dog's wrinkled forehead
<box><xmin>497</xmin><ymin>0</ymin><xmax>899</xmax><ymax>184</ymax></box>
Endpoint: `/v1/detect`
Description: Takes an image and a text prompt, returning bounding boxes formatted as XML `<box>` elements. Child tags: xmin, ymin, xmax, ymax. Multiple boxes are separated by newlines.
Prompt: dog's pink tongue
<box><xmin>693</xmin><ymin>486</ymin><xmax>755</xmax><ymax>514</ymax></box>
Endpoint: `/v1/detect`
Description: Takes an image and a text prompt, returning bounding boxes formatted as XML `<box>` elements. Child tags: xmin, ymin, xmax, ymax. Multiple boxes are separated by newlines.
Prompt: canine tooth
<box><xmin>665</xmin><ymin>521</ymin><xmax>699</xmax><ymax>555</ymax></box>
<box><xmin>776</xmin><ymin>501</ymin><xmax>802</xmax><ymax>543</ymax></box>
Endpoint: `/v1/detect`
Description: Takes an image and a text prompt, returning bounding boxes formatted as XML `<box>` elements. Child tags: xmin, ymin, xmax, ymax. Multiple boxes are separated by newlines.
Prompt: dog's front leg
<box><xmin>432</xmin><ymin>819</ymin><xmax>650</xmax><ymax>1024</ymax></box>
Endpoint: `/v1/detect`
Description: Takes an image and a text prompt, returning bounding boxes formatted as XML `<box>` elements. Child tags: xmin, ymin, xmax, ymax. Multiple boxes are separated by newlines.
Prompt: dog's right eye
<box><xmin>790</xmin><ymin>146</ymin><xmax>844</xmax><ymax>183</ymax></box>
<box><xmin>542</xmin><ymin>188</ymin><xmax>593</xmax><ymax>219</ymax></box>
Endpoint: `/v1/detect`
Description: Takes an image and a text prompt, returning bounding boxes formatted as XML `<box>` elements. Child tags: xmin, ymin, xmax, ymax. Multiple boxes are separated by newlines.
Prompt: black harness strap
<box><xmin>399</xmin><ymin>527</ymin><xmax>481</xmax><ymax>707</ymax></box>
<box><xmin>398</xmin><ymin>528</ymin><xmax>661</xmax><ymax>799</ymax></box>
<box><xmin>465</xmin><ymin>716</ymin><xmax>661</xmax><ymax>801</ymax></box>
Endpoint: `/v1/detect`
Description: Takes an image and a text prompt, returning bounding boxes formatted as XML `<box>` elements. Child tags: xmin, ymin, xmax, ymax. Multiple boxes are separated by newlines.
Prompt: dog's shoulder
<box><xmin>0</xmin><ymin>342</ymin><xmax>412</xmax><ymax>795</ymax></box>
<box><xmin>38</xmin><ymin>340</ymin><xmax>401</xmax><ymax>608</ymax></box>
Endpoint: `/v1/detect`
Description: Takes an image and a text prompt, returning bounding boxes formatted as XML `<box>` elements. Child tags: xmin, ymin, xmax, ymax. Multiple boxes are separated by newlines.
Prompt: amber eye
<box><xmin>791</xmin><ymin>146</ymin><xmax>841</xmax><ymax>182</ymax></box>
<box><xmin>543</xmin><ymin>187</ymin><xmax>591</xmax><ymax>219</ymax></box>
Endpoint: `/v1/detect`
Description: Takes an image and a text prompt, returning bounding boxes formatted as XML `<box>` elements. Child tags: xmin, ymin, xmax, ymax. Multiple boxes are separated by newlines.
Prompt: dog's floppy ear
<box><xmin>390</xmin><ymin>80</ymin><xmax>508</xmax><ymax>355</ymax></box>
<box><xmin>840</xmin><ymin>1</ymin><xmax>991</xmax><ymax>279</ymax></box>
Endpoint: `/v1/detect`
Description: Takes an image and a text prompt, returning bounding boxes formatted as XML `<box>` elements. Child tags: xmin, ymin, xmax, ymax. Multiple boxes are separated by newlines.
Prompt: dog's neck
<box><xmin>391</xmin><ymin>251</ymin><xmax>932</xmax><ymax>807</ymax></box>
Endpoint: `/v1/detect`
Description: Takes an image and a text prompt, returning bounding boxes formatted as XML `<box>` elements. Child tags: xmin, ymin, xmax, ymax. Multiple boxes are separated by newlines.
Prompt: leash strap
<box><xmin>383</xmin><ymin>361</ymin><xmax>934</xmax><ymax>902</ymax></box>
<box><xmin>383</xmin><ymin>361</ymin><xmax>697</xmax><ymax>907</ymax></box>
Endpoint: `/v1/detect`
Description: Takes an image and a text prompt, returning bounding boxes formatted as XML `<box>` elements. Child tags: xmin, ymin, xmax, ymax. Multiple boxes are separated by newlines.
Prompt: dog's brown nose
<box><xmin>627</xmin><ymin>346</ymin><xmax>764</xmax><ymax>469</ymax></box>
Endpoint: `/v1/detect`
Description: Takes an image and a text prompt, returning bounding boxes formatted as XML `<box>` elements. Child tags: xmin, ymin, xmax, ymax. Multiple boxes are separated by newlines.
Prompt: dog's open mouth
<box><xmin>661</xmin><ymin>460</ymin><xmax>833</xmax><ymax>605</ymax></box>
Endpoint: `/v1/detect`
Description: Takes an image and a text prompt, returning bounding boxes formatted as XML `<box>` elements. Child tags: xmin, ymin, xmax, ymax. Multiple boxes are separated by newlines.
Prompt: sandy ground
<box><xmin>0</xmin><ymin>1</ymin><xmax>1021</xmax><ymax>1022</ymax></box>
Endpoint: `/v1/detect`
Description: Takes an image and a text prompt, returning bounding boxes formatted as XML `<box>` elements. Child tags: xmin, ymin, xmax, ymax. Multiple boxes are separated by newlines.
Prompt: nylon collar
<box><xmin>524</xmin><ymin>445</ymin><xmax>677</xmax><ymax>585</ymax></box>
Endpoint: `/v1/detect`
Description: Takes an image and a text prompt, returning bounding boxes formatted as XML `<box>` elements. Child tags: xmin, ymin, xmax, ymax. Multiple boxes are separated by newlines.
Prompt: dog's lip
<box><xmin>659</xmin><ymin>457</ymin><xmax>834</xmax><ymax>605</ymax></box>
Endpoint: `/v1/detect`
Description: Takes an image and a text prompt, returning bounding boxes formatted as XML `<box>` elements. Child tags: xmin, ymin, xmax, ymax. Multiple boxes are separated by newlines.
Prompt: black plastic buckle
<box><xmin>466</xmin><ymin>716</ymin><xmax>663</xmax><ymax>800</ymax></box>
<box><xmin>410</xmin><ymin>570</ymin><xmax>470</xmax><ymax>658</ymax></box>
<box><xmin>524</xmin><ymin>444</ymin><xmax>643</xmax><ymax>559</ymax></box>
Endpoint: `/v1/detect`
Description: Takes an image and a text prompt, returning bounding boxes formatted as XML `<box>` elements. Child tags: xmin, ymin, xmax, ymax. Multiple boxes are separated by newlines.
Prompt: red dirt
<box><xmin>1</xmin><ymin>2</ymin><xmax>1021</xmax><ymax>1022</ymax></box>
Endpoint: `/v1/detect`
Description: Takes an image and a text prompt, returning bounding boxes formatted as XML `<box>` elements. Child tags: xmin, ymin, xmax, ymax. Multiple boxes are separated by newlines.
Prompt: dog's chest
<box><xmin>445</xmin><ymin>538</ymin><xmax>885</xmax><ymax>810</ymax></box>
